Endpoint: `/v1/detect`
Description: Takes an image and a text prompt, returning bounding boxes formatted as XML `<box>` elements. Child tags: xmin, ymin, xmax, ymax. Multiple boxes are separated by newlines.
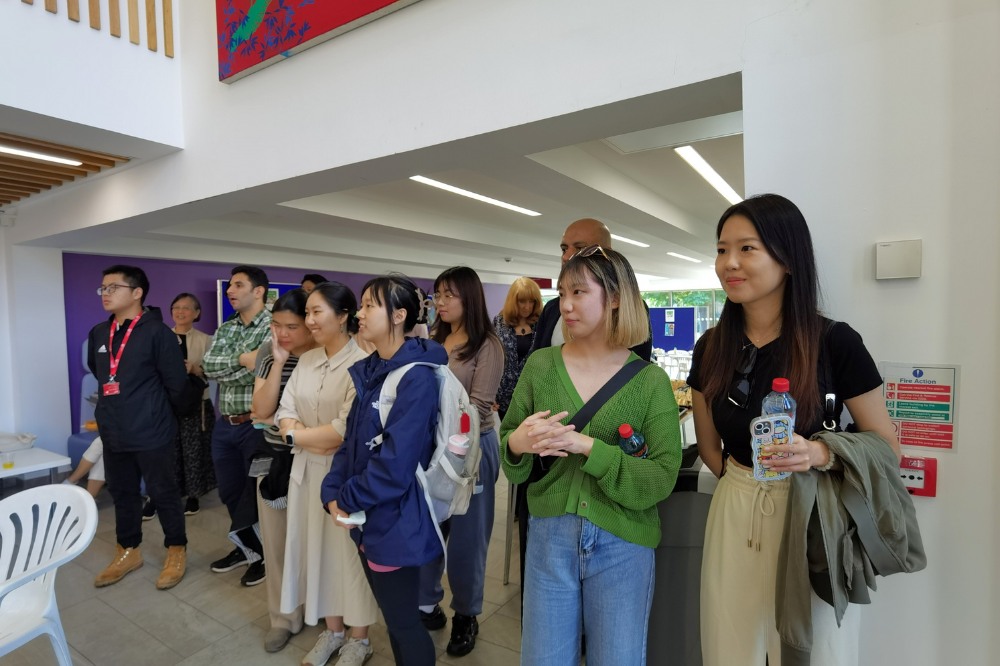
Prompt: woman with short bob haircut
<box><xmin>557</xmin><ymin>245</ymin><xmax>650</xmax><ymax>349</ymax></box>
<box><xmin>501</xmin><ymin>245</ymin><xmax>682</xmax><ymax>665</ymax></box>
<box><xmin>688</xmin><ymin>194</ymin><xmax>901</xmax><ymax>665</ymax></box>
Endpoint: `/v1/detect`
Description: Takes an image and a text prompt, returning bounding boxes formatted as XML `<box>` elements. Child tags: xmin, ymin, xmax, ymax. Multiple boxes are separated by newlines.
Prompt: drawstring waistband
<box><xmin>747</xmin><ymin>482</ymin><xmax>775</xmax><ymax>550</ymax></box>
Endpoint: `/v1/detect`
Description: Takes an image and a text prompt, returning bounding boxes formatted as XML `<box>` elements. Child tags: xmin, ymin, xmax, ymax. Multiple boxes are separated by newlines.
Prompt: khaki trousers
<box><xmin>700</xmin><ymin>462</ymin><xmax>859</xmax><ymax>666</ymax></box>
<box><xmin>256</xmin><ymin>479</ymin><xmax>304</xmax><ymax>633</ymax></box>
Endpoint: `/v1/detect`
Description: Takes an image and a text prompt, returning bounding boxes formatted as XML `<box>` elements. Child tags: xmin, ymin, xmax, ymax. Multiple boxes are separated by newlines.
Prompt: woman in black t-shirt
<box><xmin>687</xmin><ymin>194</ymin><xmax>900</xmax><ymax>666</ymax></box>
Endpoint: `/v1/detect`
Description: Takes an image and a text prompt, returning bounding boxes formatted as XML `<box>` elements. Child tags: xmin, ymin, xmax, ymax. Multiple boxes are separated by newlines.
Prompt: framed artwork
<box><xmin>217</xmin><ymin>0</ymin><xmax>422</xmax><ymax>82</ymax></box>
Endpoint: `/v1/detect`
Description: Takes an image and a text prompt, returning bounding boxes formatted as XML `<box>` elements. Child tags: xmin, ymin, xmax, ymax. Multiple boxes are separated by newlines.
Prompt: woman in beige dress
<box><xmin>276</xmin><ymin>282</ymin><xmax>378</xmax><ymax>666</ymax></box>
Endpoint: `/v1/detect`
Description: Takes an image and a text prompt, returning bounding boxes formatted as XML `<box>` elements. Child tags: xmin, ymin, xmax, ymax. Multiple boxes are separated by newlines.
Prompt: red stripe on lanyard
<box><xmin>108</xmin><ymin>313</ymin><xmax>142</xmax><ymax>381</ymax></box>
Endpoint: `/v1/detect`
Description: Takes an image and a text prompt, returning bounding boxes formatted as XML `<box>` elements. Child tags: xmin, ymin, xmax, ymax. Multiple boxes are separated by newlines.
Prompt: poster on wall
<box><xmin>217</xmin><ymin>0</ymin><xmax>423</xmax><ymax>82</ymax></box>
<box><xmin>217</xmin><ymin>280</ymin><xmax>300</xmax><ymax>323</ymax></box>
<box><xmin>879</xmin><ymin>362</ymin><xmax>959</xmax><ymax>450</ymax></box>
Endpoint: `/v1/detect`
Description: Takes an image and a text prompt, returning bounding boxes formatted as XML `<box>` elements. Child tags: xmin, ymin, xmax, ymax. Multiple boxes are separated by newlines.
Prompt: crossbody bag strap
<box><xmin>537</xmin><ymin>357</ymin><xmax>648</xmax><ymax>472</ymax></box>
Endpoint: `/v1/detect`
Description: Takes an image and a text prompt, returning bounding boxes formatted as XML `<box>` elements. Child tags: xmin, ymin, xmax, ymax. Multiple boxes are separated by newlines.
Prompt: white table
<box><xmin>0</xmin><ymin>447</ymin><xmax>71</xmax><ymax>483</ymax></box>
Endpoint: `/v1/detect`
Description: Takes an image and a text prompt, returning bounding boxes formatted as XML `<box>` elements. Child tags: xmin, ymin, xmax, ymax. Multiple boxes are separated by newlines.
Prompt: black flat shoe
<box><xmin>446</xmin><ymin>613</ymin><xmax>479</xmax><ymax>657</ymax></box>
<box><xmin>420</xmin><ymin>605</ymin><xmax>447</xmax><ymax>630</ymax></box>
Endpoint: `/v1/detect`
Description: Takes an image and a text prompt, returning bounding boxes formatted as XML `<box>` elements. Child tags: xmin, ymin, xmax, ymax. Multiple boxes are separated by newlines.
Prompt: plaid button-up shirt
<box><xmin>203</xmin><ymin>307</ymin><xmax>271</xmax><ymax>416</ymax></box>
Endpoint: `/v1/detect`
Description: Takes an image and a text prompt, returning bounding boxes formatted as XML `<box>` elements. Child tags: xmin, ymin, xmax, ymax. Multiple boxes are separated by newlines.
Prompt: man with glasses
<box><xmin>202</xmin><ymin>265</ymin><xmax>272</xmax><ymax>585</ymax></box>
<box><xmin>87</xmin><ymin>265</ymin><xmax>190</xmax><ymax>590</ymax></box>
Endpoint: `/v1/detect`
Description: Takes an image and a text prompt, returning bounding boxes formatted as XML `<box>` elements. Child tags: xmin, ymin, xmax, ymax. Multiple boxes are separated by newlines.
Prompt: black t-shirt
<box><xmin>687</xmin><ymin>319</ymin><xmax>883</xmax><ymax>467</ymax></box>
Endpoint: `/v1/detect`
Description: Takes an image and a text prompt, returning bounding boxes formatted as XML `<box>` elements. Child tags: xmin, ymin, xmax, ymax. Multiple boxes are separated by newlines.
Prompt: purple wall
<box><xmin>62</xmin><ymin>253</ymin><xmax>511</xmax><ymax>433</ymax></box>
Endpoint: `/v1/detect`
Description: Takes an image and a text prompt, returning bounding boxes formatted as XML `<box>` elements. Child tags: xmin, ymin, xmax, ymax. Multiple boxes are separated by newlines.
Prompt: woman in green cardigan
<box><xmin>500</xmin><ymin>245</ymin><xmax>682</xmax><ymax>666</ymax></box>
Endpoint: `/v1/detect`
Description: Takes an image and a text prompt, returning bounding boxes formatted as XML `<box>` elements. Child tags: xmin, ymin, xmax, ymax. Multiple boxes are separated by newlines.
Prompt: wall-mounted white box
<box><xmin>875</xmin><ymin>239</ymin><xmax>922</xmax><ymax>279</ymax></box>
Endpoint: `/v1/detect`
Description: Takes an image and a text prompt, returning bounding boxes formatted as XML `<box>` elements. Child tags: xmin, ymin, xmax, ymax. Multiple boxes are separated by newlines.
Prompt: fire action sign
<box><xmin>879</xmin><ymin>363</ymin><xmax>959</xmax><ymax>450</ymax></box>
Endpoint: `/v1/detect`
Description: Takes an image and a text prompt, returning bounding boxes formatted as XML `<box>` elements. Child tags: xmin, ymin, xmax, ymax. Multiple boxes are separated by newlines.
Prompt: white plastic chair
<box><xmin>0</xmin><ymin>484</ymin><xmax>98</xmax><ymax>665</ymax></box>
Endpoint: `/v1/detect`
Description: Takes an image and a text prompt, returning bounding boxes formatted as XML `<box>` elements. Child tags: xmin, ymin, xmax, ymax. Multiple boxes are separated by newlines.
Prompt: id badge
<box><xmin>102</xmin><ymin>382</ymin><xmax>121</xmax><ymax>396</ymax></box>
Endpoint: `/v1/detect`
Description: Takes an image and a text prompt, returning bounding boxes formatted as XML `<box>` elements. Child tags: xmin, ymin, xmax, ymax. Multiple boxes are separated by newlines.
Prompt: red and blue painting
<box><xmin>217</xmin><ymin>0</ymin><xmax>422</xmax><ymax>82</ymax></box>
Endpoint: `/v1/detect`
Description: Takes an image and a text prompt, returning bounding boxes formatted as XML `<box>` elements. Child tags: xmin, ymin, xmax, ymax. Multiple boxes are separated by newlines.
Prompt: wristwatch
<box><xmin>285</xmin><ymin>431</ymin><xmax>295</xmax><ymax>446</ymax></box>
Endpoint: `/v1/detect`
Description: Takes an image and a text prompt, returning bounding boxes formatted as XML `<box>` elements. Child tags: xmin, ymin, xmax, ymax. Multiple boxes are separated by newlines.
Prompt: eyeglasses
<box><xmin>96</xmin><ymin>284</ymin><xmax>135</xmax><ymax>296</ymax></box>
<box><xmin>574</xmin><ymin>244</ymin><xmax>610</xmax><ymax>260</ymax></box>
<box><xmin>432</xmin><ymin>291</ymin><xmax>459</xmax><ymax>303</ymax></box>
<box><xmin>727</xmin><ymin>343</ymin><xmax>758</xmax><ymax>408</ymax></box>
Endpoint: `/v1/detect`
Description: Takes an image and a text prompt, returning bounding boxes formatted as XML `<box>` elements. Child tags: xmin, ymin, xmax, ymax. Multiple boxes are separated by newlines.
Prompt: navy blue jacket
<box><xmin>323</xmin><ymin>337</ymin><xmax>447</xmax><ymax>568</ymax></box>
<box><xmin>87</xmin><ymin>306</ymin><xmax>188</xmax><ymax>452</ymax></box>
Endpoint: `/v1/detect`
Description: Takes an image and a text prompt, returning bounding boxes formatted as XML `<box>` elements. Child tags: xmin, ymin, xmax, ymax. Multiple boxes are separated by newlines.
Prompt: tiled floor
<box><xmin>1</xmin><ymin>479</ymin><xmax>523</xmax><ymax>666</ymax></box>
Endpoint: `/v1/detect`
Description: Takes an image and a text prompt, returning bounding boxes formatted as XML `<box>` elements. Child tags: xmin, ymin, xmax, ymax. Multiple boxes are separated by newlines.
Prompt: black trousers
<box><xmin>359</xmin><ymin>554</ymin><xmax>435</xmax><ymax>666</ymax></box>
<box><xmin>104</xmin><ymin>441</ymin><xmax>187</xmax><ymax>549</ymax></box>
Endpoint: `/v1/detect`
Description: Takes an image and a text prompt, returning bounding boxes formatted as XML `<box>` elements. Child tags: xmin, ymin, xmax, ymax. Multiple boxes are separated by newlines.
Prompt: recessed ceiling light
<box><xmin>410</xmin><ymin>175</ymin><xmax>541</xmax><ymax>216</ymax></box>
<box><xmin>610</xmin><ymin>233</ymin><xmax>650</xmax><ymax>248</ymax></box>
<box><xmin>0</xmin><ymin>144</ymin><xmax>83</xmax><ymax>167</ymax></box>
<box><xmin>673</xmin><ymin>145</ymin><xmax>741</xmax><ymax>205</ymax></box>
<box><xmin>667</xmin><ymin>251</ymin><xmax>701</xmax><ymax>263</ymax></box>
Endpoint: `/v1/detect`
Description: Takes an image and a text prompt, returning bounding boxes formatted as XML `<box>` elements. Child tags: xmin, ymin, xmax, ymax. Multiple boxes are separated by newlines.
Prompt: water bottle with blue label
<box><xmin>761</xmin><ymin>377</ymin><xmax>797</xmax><ymax>426</ymax></box>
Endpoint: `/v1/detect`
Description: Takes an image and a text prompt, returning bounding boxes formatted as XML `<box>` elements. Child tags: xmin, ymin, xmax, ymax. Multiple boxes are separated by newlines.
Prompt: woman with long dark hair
<box><xmin>418</xmin><ymin>266</ymin><xmax>504</xmax><ymax>657</ymax></box>
<box><xmin>688</xmin><ymin>194</ymin><xmax>900</xmax><ymax>665</ymax></box>
<box><xmin>275</xmin><ymin>282</ymin><xmax>377</xmax><ymax>666</ymax></box>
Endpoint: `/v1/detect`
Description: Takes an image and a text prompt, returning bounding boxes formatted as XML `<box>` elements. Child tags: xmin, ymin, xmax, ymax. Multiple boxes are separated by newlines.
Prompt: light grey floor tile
<box><xmin>61</xmin><ymin>597</ymin><xmax>181</xmax><ymax>666</ymax></box>
<box><xmin>95</xmin><ymin>571</ymin><xmax>231</xmax><ymax>657</ymax></box>
<box><xmin>52</xmin><ymin>561</ymin><xmax>102</xmax><ymax>611</ymax></box>
<box><xmin>0</xmin><ymin>636</ymin><xmax>93</xmax><ymax>666</ymax></box>
<box><xmin>477</xmin><ymin>611</ymin><xmax>522</xmax><ymax>653</ymax></box>
<box><xmin>171</xmin><ymin>570</ymin><xmax>269</xmax><ymax>631</ymax></box>
<box><xmin>175</xmin><ymin>623</ymin><xmax>305</xmax><ymax>666</ymax></box>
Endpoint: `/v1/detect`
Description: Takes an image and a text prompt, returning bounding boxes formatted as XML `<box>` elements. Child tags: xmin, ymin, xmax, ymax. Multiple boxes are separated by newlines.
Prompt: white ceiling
<box><xmin>5</xmin><ymin>74</ymin><xmax>745</xmax><ymax>289</ymax></box>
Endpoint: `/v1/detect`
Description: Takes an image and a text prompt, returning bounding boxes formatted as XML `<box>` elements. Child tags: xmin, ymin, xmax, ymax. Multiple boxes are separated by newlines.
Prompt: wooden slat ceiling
<box><xmin>0</xmin><ymin>132</ymin><xmax>129</xmax><ymax>207</ymax></box>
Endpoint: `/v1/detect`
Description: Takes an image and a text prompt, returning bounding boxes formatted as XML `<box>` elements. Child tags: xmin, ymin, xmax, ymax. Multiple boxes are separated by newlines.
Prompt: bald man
<box><xmin>531</xmin><ymin>218</ymin><xmax>653</xmax><ymax>359</ymax></box>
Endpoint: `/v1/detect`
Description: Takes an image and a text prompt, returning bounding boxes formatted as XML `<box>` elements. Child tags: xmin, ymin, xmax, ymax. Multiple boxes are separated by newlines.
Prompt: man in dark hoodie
<box><xmin>87</xmin><ymin>264</ymin><xmax>189</xmax><ymax>590</ymax></box>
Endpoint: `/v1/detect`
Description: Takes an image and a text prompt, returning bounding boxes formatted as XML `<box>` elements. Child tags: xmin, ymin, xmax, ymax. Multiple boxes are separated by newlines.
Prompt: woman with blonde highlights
<box><xmin>501</xmin><ymin>245</ymin><xmax>681</xmax><ymax>665</ymax></box>
<box><xmin>493</xmin><ymin>277</ymin><xmax>543</xmax><ymax>419</ymax></box>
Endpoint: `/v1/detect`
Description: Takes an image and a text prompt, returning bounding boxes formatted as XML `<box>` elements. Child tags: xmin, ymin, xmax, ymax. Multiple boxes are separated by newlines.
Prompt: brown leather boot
<box><xmin>94</xmin><ymin>544</ymin><xmax>143</xmax><ymax>587</ymax></box>
<box><xmin>156</xmin><ymin>545</ymin><xmax>187</xmax><ymax>590</ymax></box>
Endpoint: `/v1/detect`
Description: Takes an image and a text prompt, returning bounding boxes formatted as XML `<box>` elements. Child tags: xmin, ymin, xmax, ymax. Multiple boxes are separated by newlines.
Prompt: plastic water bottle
<box><xmin>761</xmin><ymin>377</ymin><xmax>797</xmax><ymax>428</ymax></box>
<box><xmin>426</xmin><ymin>434</ymin><xmax>469</xmax><ymax>520</ymax></box>
<box><xmin>617</xmin><ymin>424</ymin><xmax>648</xmax><ymax>458</ymax></box>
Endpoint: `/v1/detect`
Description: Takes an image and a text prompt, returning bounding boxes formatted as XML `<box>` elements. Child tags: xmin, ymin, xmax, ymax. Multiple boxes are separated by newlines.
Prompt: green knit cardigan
<box><xmin>500</xmin><ymin>346</ymin><xmax>682</xmax><ymax>548</ymax></box>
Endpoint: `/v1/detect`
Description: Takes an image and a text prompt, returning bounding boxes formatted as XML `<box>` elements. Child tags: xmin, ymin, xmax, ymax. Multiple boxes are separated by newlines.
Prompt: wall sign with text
<box><xmin>880</xmin><ymin>362</ymin><xmax>959</xmax><ymax>450</ymax></box>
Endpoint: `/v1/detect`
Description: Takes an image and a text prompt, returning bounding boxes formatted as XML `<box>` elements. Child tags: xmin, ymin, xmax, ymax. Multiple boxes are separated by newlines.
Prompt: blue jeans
<box><xmin>210</xmin><ymin>418</ymin><xmax>263</xmax><ymax>519</ymax></box>
<box><xmin>522</xmin><ymin>514</ymin><xmax>655</xmax><ymax>666</ymax></box>
<box><xmin>419</xmin><ymin>428</ymin><xmax>500</xmax><ymax>616</ymax></box>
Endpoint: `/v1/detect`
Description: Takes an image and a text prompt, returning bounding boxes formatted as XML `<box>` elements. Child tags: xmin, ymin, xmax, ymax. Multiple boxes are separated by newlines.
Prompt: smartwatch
<box><xmin>285</xmin><ymin>431</ymin><xmax>295</xmax><ymax>446</ymax></box>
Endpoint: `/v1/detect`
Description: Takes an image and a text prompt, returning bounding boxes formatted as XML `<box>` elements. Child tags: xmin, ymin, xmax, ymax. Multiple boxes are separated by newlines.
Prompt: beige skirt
<box><xmin>279</xmin><ymin>450</ymin><xmax>378</xmax><ymax>626</ymax></box>
<box><xmin>700</xmin><ymin>460</ymin><xmax>860</xmax><ymax>666</ymax></box>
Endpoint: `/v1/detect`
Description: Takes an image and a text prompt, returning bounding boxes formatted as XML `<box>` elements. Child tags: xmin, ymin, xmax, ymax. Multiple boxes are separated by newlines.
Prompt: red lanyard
<box><xmin>108</xmin><ymin>314</ymin><xmax>142</xmax><ymax>381</ymax></box>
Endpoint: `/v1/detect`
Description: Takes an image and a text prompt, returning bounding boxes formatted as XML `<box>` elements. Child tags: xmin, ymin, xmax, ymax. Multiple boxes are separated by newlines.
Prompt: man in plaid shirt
<box><xmin>203</xmin><ymin>265</ymin><xmax>271</xmax><ymax>580</ymax></box>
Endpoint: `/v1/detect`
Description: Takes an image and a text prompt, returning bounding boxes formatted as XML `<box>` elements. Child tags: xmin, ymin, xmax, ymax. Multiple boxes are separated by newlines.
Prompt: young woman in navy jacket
<box><xmin>323</xmin><ymin>274</ymin><xmax>445</xmax><ymax>666</ymax></box>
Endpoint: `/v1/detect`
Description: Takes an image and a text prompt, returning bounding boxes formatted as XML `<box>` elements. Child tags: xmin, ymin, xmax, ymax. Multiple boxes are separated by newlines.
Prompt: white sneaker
<box><xmin>302</xmin><ymin>630</ymin><xmax>345</xmax><ymax>666</ymax></box>
<box><xmin>336</xmin><ymin>638</ymin><xmax>374</xmax><ymax>666</ymax></box>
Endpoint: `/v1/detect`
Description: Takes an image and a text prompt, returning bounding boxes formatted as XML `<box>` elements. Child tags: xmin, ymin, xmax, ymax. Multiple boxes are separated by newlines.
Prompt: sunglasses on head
<box><xmin>574</xmin><ymin>244</ymin><xmax>610</xmax><ymax>260</ymax></box>
<box><xmin>727</xmin><ymin>343</ymin><xmax>757</xmax><ymax>408</ymax></box>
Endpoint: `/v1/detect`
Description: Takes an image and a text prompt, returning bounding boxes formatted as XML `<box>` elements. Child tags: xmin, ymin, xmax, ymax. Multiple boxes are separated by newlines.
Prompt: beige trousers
<box><xmin>700</xmin><ymin>462</ymin><xmax>860</xmax><ymax>666</ymax></box>
<box><xmin>256</xmin><ymin>478</ymin><xmax>304</xmax><ymax>633</ymax></box>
